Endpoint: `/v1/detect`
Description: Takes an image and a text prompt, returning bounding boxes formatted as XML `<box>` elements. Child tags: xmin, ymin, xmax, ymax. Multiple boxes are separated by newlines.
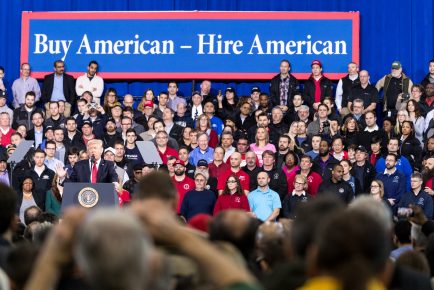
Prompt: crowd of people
<box><xmin>0</xmin><ymin>57</ymin><xmax>434</xmax><ymax>289</ymax></box>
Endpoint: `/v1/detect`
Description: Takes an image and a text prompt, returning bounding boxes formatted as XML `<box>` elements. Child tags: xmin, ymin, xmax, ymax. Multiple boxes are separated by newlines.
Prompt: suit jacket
<box><xmin>67</xmin><ymin>159</ymin><xmax>118</xmax><ymax>183</ymax></box>
<box><xmin>41</xmin><ymin>73</ymin><xmax>76</xmax><ymax>105</ymax></box>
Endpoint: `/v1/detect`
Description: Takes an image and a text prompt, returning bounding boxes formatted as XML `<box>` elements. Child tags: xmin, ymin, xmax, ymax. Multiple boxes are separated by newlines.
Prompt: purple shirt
<box><xmin>0</xmin><ymin>170</ymin><xmax>10</xmax><ymax>186</ymax></box>
<box><xmin>12</xmin><ymin>77</ymin><xmax>41</xmax><ymax>108</ymax></box>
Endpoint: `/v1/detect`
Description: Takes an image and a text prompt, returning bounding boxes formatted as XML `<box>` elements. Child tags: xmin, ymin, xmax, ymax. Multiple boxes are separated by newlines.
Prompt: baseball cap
<box><xmin>0</xmin><ymin>90</ymin><xmax>6</xmax><ymax>98</ymax></box>
<box><xmin>355</xmin><ymin>145</ymin><xmax>368</xmax><ymax>153</ymax></box>
<box><xmin>391</xmin><ymin>61</ymin><xmax>402</xmax><ymax>70</ymax></box>
<box><xmin>82</xmin><ymin>120</ymin><xmax>93</xmax><ymax>127</ymax></box>
<box><xmin>106</xmin><ymin>117</ymin><xmax>116</xmax><ymax>125</ymax></box>
<box><xmin>143</xmin><ymin>100</ymin><xmax>154</xmax><ymax>108</ymax></box>
<box><xmin>191</xmin><ymin>91</ymin><xmax>201</xmax><ymax>98</ymax></box>
<box><xmin>6</xmin><ymin>144</ymin><xmax>16</xmax><ymax>153</ymax></box>
<box><xmin>104</xmin><ymin>147</ymin><xmax>116</xmax><ymax>155</ymax></box>
<box><xmin>197</xmin><ymin>159</ymin><xmax>209</xmax><ymax>168</ymax></box>
<box><xmin>45</xmin><ymin>125</ymin><xmax>54</xmax><ymax>131</ymax></box>
<box><xmin>251</xmin><ymin>86</ymin><xmax>261</xmax><ymax>94</ymax></box>
<box><xmin>225</xmin><ymin>87</ymin><xmax>235</xmax><ymax>93</ymax></box>
<box><xmin>173</xmin><ymin>159</ymin><xmax>185</xmax><ymax>167</ymax></box>
<box><xmin>311</xmin><ymin>60</ymin><xmax>322</xmax><ymax>68</ymax></box>
<box><xmin>111</xmin><ymin>102</ymin><xmax>122</xmax><ymax>109</ymax></box>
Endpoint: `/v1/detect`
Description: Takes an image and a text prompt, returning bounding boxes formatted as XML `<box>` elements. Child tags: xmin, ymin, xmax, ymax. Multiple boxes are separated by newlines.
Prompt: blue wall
<box><xmin>0</xmin><ymin>0</ymin><xmax>433</xmax><ymax>100</ymax></box>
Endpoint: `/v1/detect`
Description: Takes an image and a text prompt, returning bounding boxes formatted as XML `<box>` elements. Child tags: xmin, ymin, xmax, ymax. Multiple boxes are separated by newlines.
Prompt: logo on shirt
<box><xmin>308</xmin><ymin>176</ymin><xmax>313</xmax><ymax>183</ymax></box>
<box><xmin>393</xmin><ymin>176</ymin><xmax>400</xmax><ymax>183</ymax></box>
<box><xmin>273</xmin><ymin>173</ymin><xmax>279</xmax><ymax>180</ymax></box>
<box><xmin>42</xmin><ymin>175</ymin><xmax>50</xmax><ymax>179</ymax></box>
<box><xmin>239</xmin><ymin>176</ymin><xmax>245</xmax><ymax>181</ymax></box>
<box><xmin>418</xmin><ymin>198</ymin><xmax>425</xmax><ymax>206</ymax></box>
<box><xmin>235</xmin><ymin>197</ymin><xmax>241</xmax><ymax>203</ymax></box>
<box><xmin>339</xmin><ymin>188</ymin><xmax>344</xmax><ymax>193</ymax></box>
<box><xmin>184</xmin><ymin>184</ymin><xmax>190</xmax><ymax>190</ymax></box>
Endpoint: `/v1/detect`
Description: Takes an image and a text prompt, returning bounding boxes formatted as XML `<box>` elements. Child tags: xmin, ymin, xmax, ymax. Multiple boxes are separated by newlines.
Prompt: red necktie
<box><xmin>92</xmin><ymin>162</ymin><xmax>98</xmax><ymax>183</ymax></box>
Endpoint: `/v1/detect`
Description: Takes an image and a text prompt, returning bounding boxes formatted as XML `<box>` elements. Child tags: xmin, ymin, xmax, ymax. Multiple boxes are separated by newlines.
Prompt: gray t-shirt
<box><xmin>19</xmin><ymin>196</ymin><xmax>37</xmax><ymax>224</ymax></box>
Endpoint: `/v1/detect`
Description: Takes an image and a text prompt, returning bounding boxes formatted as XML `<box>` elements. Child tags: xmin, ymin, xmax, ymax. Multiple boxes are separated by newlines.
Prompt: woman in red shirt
<box><xmin>213</xmin><ymin>174</ymin><xmax>250</xmax><ymax>215</ymax></box>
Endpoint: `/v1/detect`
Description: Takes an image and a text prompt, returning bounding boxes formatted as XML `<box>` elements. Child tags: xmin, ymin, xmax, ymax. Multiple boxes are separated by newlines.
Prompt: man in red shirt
<box><xmin>156</xmin><ymin>130</ymin><xmax>178</xmax><ymax>165</ymax></box>
<box><xmin>172</xmin><ymin>159</ymin><xmax>195</xmax><ymax>214</ymax></box>
<box><xmin>209</xmin><ymin>146</ymin><xmax>230</xmax><ymax>179</ymax></box>
<box><xmin>423</xmin><ymin>157</ymin><xmax>434</xmax><ymax>196</ymax></box>
<box><xmin>303</xmin><ymin>60</ymin><xmax>333</xmax><ymax>110</ymax></box>
<box><xmin>287</xmin><ymin>155</ymin><xmax>323</xmax><ymax>196</ymax></box>
<box><xmin>218</xmin><ymin>152</ymin><xmax>250</xmax><ymax>195</ymax></box>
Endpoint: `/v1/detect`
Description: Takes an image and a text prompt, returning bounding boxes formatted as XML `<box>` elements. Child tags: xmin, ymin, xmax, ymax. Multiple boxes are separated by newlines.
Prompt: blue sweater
<box><xmin>180</xmin><ymin>189</ymin><xmax>216</xmax><ymax>221</ymax></box>
<box><xmin>376</xmin><ymin>169</ymin><xmax>406</xmax><ymax>207</ymax></box>
<box><xmin>398</xmin><ymin>190</ymin><xmax>433</xmax><ymax>219</ymax></box>
<box><xmin>375</xmin><ymin>156</ymin><xmax>412</xmax><ymax>192</ymax></box>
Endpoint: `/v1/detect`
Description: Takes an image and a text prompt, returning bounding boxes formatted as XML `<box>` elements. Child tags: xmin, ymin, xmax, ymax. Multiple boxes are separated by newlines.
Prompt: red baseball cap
<box><xmin>143</xmin><ymin>100</ymin><xmax>154</xmax><ymax>108</ymax></box>
<box><xmin>173</xmin><ymin>159</ymin><xmax>185</xmax><ymax>167</ymax></box>
<box><xmin>311</xmin><ymin>60</ymin><xmax>322</xmax><ymax>68</ymax></box>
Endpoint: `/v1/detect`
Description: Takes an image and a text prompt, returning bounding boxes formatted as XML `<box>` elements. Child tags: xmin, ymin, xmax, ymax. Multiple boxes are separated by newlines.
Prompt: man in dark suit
<box><xmin>58</xmin><ymin>139</ymin><xmax>118</xmax><ymax>184</ymax></box>
<box><xmin>41</xmin><ymin>60</ymin><xmax>76</xmax><ymax>106</ymax></box>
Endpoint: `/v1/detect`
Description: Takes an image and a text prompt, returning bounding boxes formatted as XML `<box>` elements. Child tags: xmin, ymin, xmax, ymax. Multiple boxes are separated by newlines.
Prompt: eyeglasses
<box><xmin>227</xmin><ymin>180</ymin><xmax>237</xmax><ymax>184</ymax></box>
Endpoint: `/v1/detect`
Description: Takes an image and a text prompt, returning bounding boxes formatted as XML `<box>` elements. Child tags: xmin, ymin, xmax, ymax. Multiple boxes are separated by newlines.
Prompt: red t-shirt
<box><xmin>117</xmin><ymin>189</ymin><xmax>131</xmax><ymax>207</ymax></box>
<box><xmin>172</xmin><ymin>176</ymin><xmax>195</xmax><ymax>214</ymax></box>
<box><xmin>213</xmin><ymin>194</ymin><xmax>250</xmax><ymax>215</ymax></box>
<box><xmin>314</xmin><ymin>76</ymin><xmax>322</xmax><ymax>104</ymax></box>
<box><xmin>0</xmin><ymin>128</ymin><xmax>15</xmax><ymax>147</ymax></box>
<box><xmin>209</xmin><ymin>162</ymin><xmax>231</xmax><ymax>179</ymax></box>
<box><xmin>158</xmin><ymin>146</ymin><xmax>179</xmax><ymax>165</ymax></box>
<box><xmin>217</xmin><ymin>169</ymin><xmax>250</xmax><ymax>192</ymax></box>
<box><xmin>287</xmin><ymin>170</ymin><xmax>323</xmax><ymax>197</ymax></box>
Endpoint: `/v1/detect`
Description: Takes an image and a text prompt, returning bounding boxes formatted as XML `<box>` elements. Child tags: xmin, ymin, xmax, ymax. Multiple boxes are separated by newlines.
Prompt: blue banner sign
<box><xmin>21</xmin><ymin>11</ymin><xmax>359</xmax><ymax>80</ymax></box>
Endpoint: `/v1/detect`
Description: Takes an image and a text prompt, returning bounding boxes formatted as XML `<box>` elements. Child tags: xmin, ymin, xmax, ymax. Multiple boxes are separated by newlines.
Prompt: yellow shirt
<box><xmin>298</xmin><ymin>276</ymin><xmax>385</xmax><ymax>290</ymax></box>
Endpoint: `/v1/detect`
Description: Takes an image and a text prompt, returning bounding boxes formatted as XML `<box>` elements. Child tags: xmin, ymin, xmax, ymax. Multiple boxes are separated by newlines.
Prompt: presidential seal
<box><xmin>78</xmin><ymin>187</ymin><xmax>99</xmax><ymax>208</ymax></box>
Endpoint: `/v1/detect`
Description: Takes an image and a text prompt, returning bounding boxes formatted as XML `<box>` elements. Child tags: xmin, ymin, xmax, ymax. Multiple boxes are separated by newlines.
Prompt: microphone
<box><xmin>91</xmin><ymin>155</ymin><xmax>96</xmax><ymax>164</ymax></box>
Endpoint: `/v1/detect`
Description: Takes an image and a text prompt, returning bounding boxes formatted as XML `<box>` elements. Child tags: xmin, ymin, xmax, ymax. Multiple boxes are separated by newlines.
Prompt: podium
<box><xmin>61</xmin><ymin>183</ymin><xmax>119</xmax><ymax>213</ymax></box>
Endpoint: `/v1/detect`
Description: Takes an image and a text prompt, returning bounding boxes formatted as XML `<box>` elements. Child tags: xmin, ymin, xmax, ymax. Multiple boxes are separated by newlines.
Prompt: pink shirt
<box><xmin>249</xmin><ymin>143</ymin><xmax>276</xmax><ymax>167</ymax></box>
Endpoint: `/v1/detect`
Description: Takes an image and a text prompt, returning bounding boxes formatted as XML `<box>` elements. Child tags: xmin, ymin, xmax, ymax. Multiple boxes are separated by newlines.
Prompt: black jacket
<box><xmin>317</xmin><ymin>179</ymin><xmax>354</xmax><ymax>204</ymax></box>
<box><xmin>235</xmin><ymin>114</ymin><xmax>256</xmax><ymax>132</ymax></box>
<box><xmin>67</xmin><ymin>159</ymin><xmax>118</xmax><ymax>183</ymax></box>
<box><xmin>282</xmin><ymin>193</ymin><xmax>313</xmax><ymax>219</ymax></box>
<box><xmin>400</xmin><ymin>135</ymin><xmax>422</xmax><ymax>171</ymax></box>
<box><xmin>269</xmin><ymin>73</ymin><xmax>300</xmax><ymax>107</ymax></box>
<box><xmin>168</xmin><ymin>123</ymin><xmax>184</xmax><ymax>142</ymax></box>
<box><xmin>20</xmin><ymin>167</ymin><xmax>56</xmax><ymax>211</ymax></box>
<box><xmin>12</xmin><ymin>106</ymin><xmax>43</xmax><ymax>130</ymax></box>
<box><xmin>41</xmin><ymin>73</ymin><xmax>76</xmax><ymax>105</ymax></box>
<box><xmin>269</xmin><ymin>122</ymin><xmax>289</xmax><ymax>146</ymax></box>
<box><xmin>249</xmin><ymin>166</ymin><xmax>288</xmax><ymax>201</ymax></box>
<box><xmin>312</xmin><ymin>155</ymin><xmax>339</xmax><ymax>180</ymax></box>
<box><xmin>351</xmin><ymin>161</ymin><xmax>376</xmax><ymax>194</ymax></box>
<box><xmin>303</xmin><ymin>75</ymin><xmax>333</xmax><ymax>107</ymax></box>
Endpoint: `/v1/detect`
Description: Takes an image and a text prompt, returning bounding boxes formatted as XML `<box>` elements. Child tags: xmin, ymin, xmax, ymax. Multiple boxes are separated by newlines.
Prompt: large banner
<box><xmin>21</xmin><ymin>11</ymin><xmax>359</xmax><ymax>80</ymax></box>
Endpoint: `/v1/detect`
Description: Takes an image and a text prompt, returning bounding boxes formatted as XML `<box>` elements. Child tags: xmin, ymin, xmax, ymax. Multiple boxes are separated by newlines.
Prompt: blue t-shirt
<box><xmin>248</xmin><ymin>187</ymin><xmax>281</xmax><ymax>221</ymax></box>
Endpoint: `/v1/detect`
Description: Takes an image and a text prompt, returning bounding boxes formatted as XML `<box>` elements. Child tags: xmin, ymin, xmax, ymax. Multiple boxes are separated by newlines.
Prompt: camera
<box><xmin>402</xmin><ymin>93</ymin><xmax>411</xmax><ymax>101</ymax></box>
<box><xmin>397</xmin><ymin>207</ymin><xmax>413</xmax><ymax>217</ymax></box>
<box><xmin>322</xmin><ymin>120</ymin><xmax>330</xmax><ymax>127</ymax></box>
<box><xmin>87</xmin><ymin>102</ymin><xmax>98</xmax><ymax>110</ymax></box>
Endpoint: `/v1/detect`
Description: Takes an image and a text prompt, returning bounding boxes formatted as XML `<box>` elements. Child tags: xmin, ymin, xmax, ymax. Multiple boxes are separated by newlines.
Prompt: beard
<box><xmin>422</xmin><ymin>167</ymin><xmax>434</xmax><ymax>183</ymax></box>
<box><xmin>319</xmin><ymin>151</ymin><xmax>329</xmax><ymax>157</ymax></box>
<box><xmin>174</xmin><ymin>169</ymin><xmax>185</xmax><ymax>176</ymax></box>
